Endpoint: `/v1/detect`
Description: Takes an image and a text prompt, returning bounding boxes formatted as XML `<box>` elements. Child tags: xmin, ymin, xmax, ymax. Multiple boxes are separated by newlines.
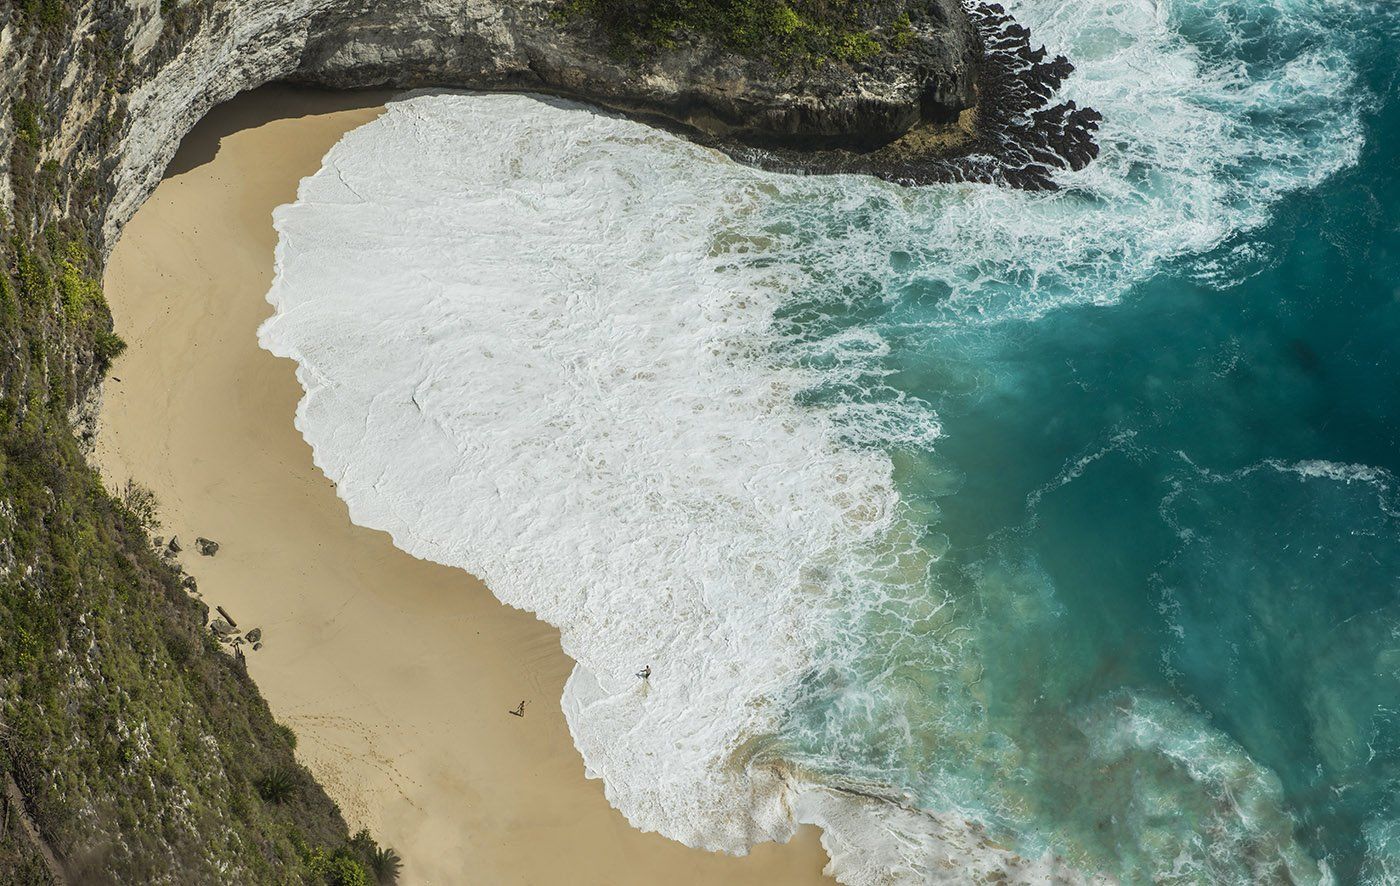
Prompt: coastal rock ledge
<box><xmin>51</xmin><ymin>0</ymin><xmax>1098</xmax><ymax>247</ymax></box>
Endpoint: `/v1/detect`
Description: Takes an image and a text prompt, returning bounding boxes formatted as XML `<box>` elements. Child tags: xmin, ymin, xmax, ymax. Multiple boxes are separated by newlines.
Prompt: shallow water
<box><xmin>262</xmin><ymin>0</ymin><xmax>1400</xmax><ymax>881</ymax></box>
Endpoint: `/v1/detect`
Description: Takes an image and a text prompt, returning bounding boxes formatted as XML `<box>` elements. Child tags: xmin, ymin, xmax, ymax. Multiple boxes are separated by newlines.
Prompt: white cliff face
<box><xmin>0</xmin><ymin>23</ymin><xmax>20</xmax><ymax>212</ymax></box>
<box><xmin>108</xmin><ymin>0</ymin><xmax>344</xmax><ymax>242</ymax></box>
<box><xmin>106</xmin><ymin>0</ymin><xmax>537</xmax><ymax>242</ymax></box>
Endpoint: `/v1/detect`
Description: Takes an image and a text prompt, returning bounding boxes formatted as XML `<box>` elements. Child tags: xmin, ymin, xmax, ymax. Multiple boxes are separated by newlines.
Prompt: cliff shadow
<box><xmin>164</xmin><ymin>83</ymin><xmax>400</xmax><ymax>178</ymax></box>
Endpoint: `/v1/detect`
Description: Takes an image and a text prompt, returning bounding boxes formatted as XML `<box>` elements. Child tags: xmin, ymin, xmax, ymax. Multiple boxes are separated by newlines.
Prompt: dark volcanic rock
<box><xmin>724</xmin><ymin>3</ymin><xmax>1103</xmax><ymax>189</ymax></box>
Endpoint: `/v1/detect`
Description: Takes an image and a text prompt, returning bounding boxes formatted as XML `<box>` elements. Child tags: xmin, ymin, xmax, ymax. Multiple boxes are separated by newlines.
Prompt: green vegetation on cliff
<box><xmin>0</xmin><ymin>3</ymin><xmax>394</xmax><ymax>883</ymax></box>
<box><xmin>561</xmin><ymin>0</ymin><xmax>916</xmax><ymax>65</ymax></box>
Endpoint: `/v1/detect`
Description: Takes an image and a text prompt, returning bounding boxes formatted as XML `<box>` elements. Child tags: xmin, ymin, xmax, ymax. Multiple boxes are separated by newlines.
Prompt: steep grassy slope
<box><xmin>0</xmin><ymin>2</ymin><xmax>391</xmax><ymax>882</ymax></box>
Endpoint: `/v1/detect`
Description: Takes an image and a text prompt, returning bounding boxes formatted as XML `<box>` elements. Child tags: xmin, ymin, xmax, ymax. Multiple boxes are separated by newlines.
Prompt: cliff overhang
<box><xmin>94</xmin><ymin>0</ymin><xmax>1099</xmax><ymax>245</ymax></box>
<box><xmin>286</xmin><ymin>0</ymin><xmax>1100</xmax><ymax>190</ymax></box>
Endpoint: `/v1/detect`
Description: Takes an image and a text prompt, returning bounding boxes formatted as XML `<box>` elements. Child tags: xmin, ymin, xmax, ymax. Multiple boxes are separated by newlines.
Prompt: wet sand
<box><xmin>93</xmin><ymin>84</ymin><xmax>832</xmax><ymax>885</ymax></box>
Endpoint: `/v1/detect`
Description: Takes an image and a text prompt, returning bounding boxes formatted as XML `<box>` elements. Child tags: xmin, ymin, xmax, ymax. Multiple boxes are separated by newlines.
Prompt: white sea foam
<box><xmin>260</xmin><ymin>91</ymin><xmax>937</xmax><ymax>870</ymax></box>
<box><xmin>261</xmin><ymin>1</ymin><xmax>1373</xmax><ymax>880</ymax></box>
<box><xmin>1268</xmin><ymin>459</ymin><xmax>1392</xmax><ymax>487</ymax></box>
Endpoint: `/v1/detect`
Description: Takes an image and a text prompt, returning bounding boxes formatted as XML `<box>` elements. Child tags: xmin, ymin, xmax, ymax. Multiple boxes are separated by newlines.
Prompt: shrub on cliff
<box><xmin>256</xmin><ymin>764</ymin><xmax>300</xmax><ymax>804</ymax></box>
<box><xmin>306</xmin><ymin>848</ymin><xmax>373</xmax><ymax>886</ymax></box>
<box><xmin>349</xmin><ymin>828</ymin><xmax>403</xmax><ymax>884</ymax></box>
<box><xmin>561</xmin><ymin>0</ymin><xmax>916</xmax><ymax>66</ymax></box>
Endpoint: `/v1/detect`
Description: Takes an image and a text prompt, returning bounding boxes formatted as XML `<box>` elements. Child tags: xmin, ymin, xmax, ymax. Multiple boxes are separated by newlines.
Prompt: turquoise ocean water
<box><xmin>758</xmin><ymin>1</ymin><xmax>1400</xmax><ymax>881</ymax></box>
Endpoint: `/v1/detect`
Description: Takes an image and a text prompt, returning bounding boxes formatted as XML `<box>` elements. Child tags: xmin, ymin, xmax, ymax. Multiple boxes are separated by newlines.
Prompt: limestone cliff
<box><xmin>105</xmin><ymin>0</ymin><xmax>991</xmax><ymax>243</ymax></box>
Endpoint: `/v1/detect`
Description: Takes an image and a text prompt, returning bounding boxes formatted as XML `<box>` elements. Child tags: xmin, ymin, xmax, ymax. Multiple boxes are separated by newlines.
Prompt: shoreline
<box><xmin>92</xmin><ymin>84</ymin><xmax>832</xmax><ymax>884</ymax></box>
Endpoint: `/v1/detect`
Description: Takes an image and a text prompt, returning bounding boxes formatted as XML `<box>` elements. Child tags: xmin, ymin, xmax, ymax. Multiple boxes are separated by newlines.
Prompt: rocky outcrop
<box><xmin>101</xmin><ymin>0</ymin><xmax>1098</xmax><ymax>244</ymax></box>
<box><xmin>107</xmin><ymin>0</ymin><xmax>978</xmax><ymax>242</ymax></box>
<box><xmin>296</xmin><ymin>0</ymin><xmax>981</xmax><ymax>148</ymax></box>
<box><xmin>743</xmin><ymin>4</ymin><xmax>1102</xmax><ymax>189</ymax></box>
<box><xmin>0</xmin><ymin>1</ymin><xmax>1101</xmax><ymax>253</ymax></box>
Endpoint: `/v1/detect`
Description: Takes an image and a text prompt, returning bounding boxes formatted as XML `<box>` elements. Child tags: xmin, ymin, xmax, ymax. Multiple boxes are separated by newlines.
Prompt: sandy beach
<box><xmin>93</xmin><ymin>85</ymin><xmax>831</xmax><ymax>885</ymax></box>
